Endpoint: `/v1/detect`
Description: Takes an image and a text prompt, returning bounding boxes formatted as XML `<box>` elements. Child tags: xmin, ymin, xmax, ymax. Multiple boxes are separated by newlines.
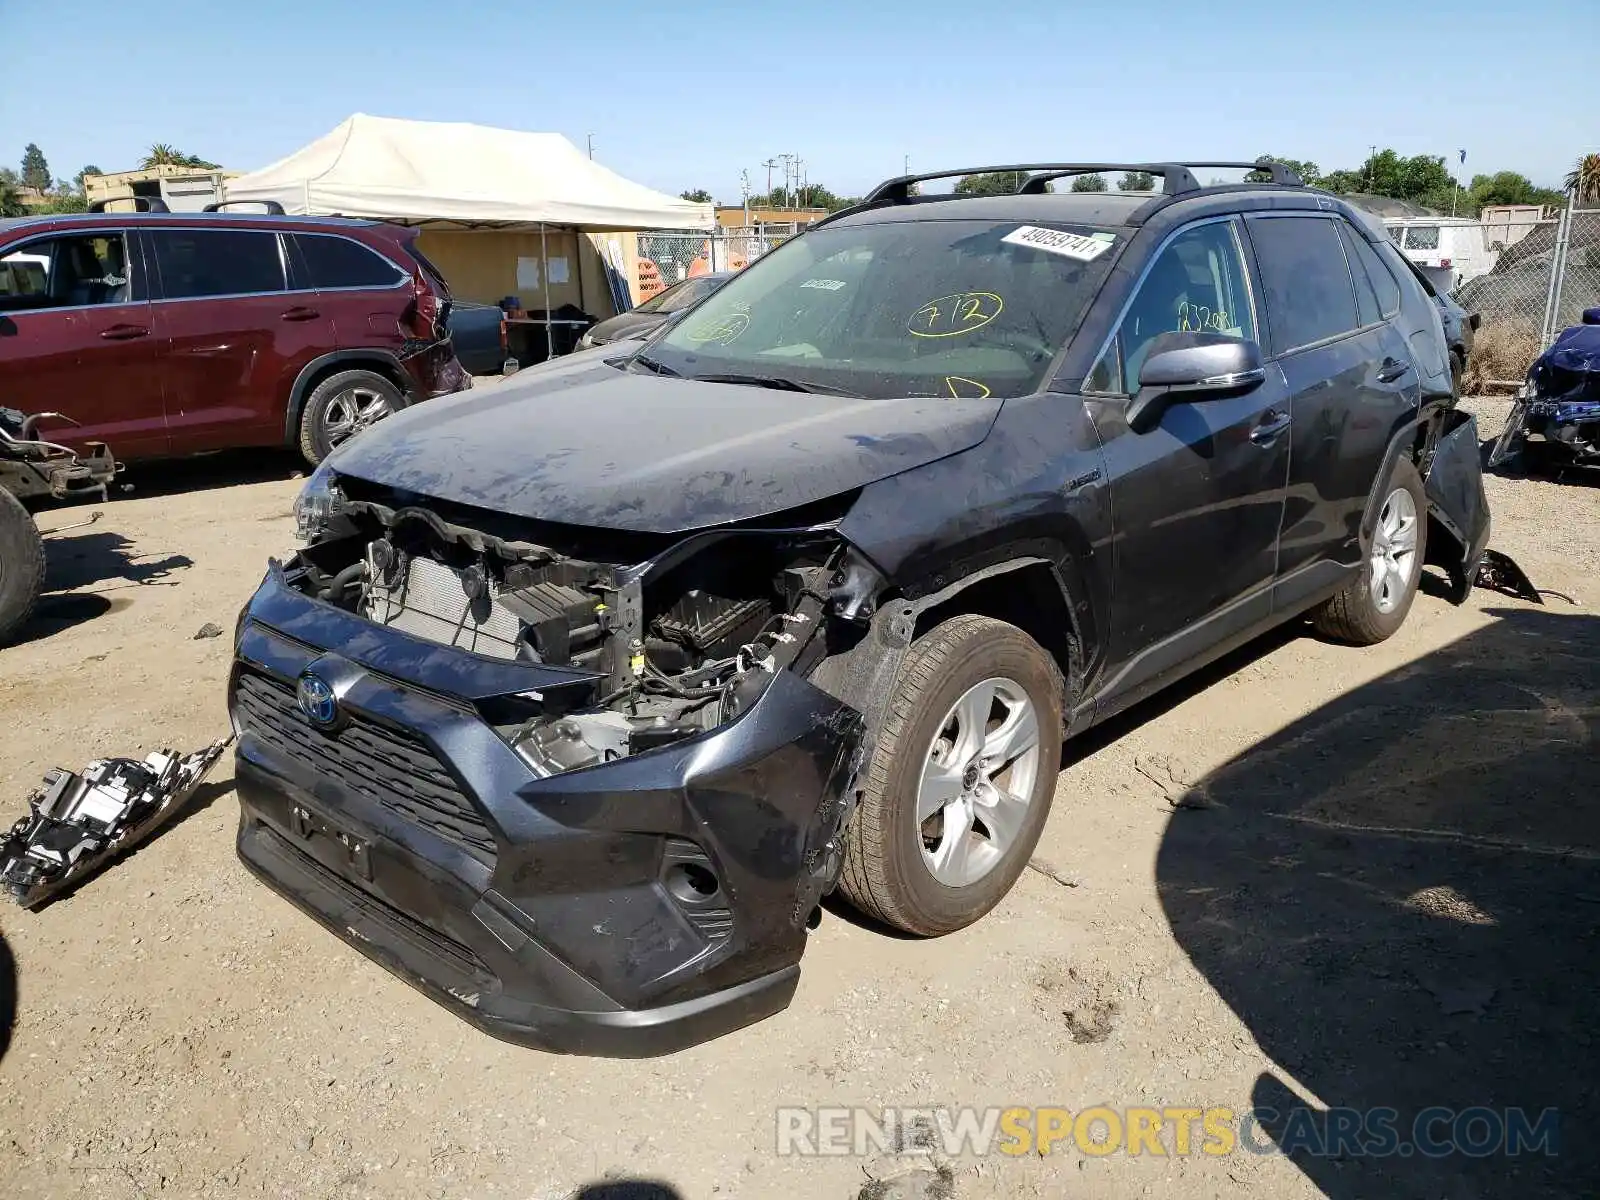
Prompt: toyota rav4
<box><xmin>228</xmin><ymin>161</ymin><xmax>1492</xmax><ymax>1056</ymax></box>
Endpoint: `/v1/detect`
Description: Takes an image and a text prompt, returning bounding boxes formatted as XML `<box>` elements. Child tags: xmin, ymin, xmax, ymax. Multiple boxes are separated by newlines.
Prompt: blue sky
<box><xmin>0</xmin><ymin>0</ymin><xmax>1590</xmax><ymax>200</ymax></box>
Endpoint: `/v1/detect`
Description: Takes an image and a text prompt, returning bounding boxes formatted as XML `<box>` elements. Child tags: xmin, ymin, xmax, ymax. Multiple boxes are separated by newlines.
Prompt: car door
<box><xmin>1243</xmin><ymin>213</ymin><xmax>1419</xmax><ymax>609</ymax></box>
<box><xmin>1083</xmin><ymin>216</ymin><xmax>1291</xmax><ymax>714</ymax></box>
<box><xmin>285</xmin><ymin>231</ymin><xmax>414</xmax><ymax>356</ymax></box>
<box><xmin>0</xmin><ymin>227</ymin><xmax>169</xmax><ymax>458</ymax></box>
<box><xmin>145</xmin><ymin>226</ymin><xmax>334</xmax><ymax>453</ymax></box>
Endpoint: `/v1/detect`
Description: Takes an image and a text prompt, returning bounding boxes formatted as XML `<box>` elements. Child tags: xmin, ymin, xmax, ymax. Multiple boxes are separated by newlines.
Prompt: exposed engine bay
<box><xmin>1</xmin><ymin>738</ymin><xmax>232</xmax><ymax>908</ymax></box>
<box><xmin>285</xmin><ymin>492</ymin><xmax>875</xmax><ymax>778</ymax></box>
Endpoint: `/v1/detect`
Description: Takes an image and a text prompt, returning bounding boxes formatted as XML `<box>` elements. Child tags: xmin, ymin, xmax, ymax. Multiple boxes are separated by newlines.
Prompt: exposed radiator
<box><xmin>364</xmin><ymin>555</ymin><xmax>524</xmax><ymax>660</ymax></box>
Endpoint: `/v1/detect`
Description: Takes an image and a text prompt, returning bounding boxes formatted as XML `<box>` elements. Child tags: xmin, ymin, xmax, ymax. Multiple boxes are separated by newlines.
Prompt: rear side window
<box><xmin>1340</xmin><ymin>225</ymin><xmax>1402</xmax><ymax>318</ymax></box>
<box><xmin>294</xmin><ymin>234</ymin><xmax>405</xmax><ymax>289</ymax></box>
<box><xmin>1248</xmin><ymin>216</ymin><xmax>1359</xmax><ymax>354</ymax></box>
<box><xmin>1403</xmin><ymin>225</ymin><xmax>1440</xmax><ymax>250</ymax></box>
<box><xmin>149</xmin><ymin>229</ymin><xmax>284</xmax><ymax>298</ymax></box>
<box><xmin>1337</xmin><ymin>224</ymin><xmax>1382</xmax><ymax>327</ymax></box>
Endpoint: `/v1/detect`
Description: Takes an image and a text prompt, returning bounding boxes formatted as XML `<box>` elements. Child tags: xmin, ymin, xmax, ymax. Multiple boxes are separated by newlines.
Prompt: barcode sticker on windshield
<box><xmin>1002</xmin><ymin>226</ymin><xmax>1117</xmax><ymax>261</ymax></box>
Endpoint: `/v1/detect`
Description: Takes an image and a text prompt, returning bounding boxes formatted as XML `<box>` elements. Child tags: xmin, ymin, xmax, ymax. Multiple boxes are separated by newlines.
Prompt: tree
<box><xmin>1315</xmin><ymin>148</ymin><xmax>1461</xmax><ymax>213</ymax></box>
<box><xmin>20</xmin><ymin>143</ymin><xmax>50</xmax><ymax>191</ymax></box>
<box><xmin>142</xmin><ymin>144</ymin><xmax>182</xmax><ymax>168</ymax></box>
<box><xmin>1463</xmin><ymin>171</ymin><xmax>1565</xmax><ymax>213</ymax></box>
<box><xmin>1246</xmin><ymin>157</ymin><xmax>1319</xmax><ymax>186</ymax></box>
<box><xmin>1566</xmin><ymin>153</ymin><xmax>1600</xmax><ymax>204</ymax></box>
<box><xmin>74</xmin><ymin>165</ymin><xmax>102</xmax><ymax>193</ymax></box>
<box><xmin>0</xmin><ymin>178</ymin><xmax>24</xmax><ymax>218</ymax></box>
<box><xmin>955</xmin><ymin>171</ymin><xmax>1030</xmax><ymax>196</ymax></box>
<box><xmin>1118</xmin><ymin>171</ymin><xmax>1155</xmax><ymax>191</ymax></box>
<box><xmin>679</xmin><ymin>188</ymin><xmax>714</xmax><ymax>203</ymax></box>
<box><xmin>1070</xmin><ymin>172</ymin><xmax>1108</xmax><ymax>193</ymax></box>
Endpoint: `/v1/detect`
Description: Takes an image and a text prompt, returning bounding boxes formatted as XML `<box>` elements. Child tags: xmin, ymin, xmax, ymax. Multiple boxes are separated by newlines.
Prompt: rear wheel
<box><xmin>0</xmin><ymin>488</ymin><xmax>46</xmax><ymax>647</ymax></box>
<box><xmin>298</xmin><ymin>370</ymin><xmax>408</xmax><ymax>467</ymax></box>
<box><xmin>836</xmin><ymin>614</ymin><xmax>1064</xmax><ymax>936</ymax></box>
<box><xmin>1310</xmin><ymin>457</ymin><xmax>1426</xmax><ymax>645</ymax></box>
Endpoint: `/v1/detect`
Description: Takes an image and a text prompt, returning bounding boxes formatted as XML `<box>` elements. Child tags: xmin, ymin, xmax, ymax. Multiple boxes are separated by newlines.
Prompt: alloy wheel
<box><xmin>917</xmin><ymin>676</ymin><xmax>1041</xmax><ymax>887</ymax></box>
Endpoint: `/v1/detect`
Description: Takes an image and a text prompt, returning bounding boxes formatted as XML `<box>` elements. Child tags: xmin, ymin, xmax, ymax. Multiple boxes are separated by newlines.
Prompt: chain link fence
<box><xmin>1426</xmin><ymin>200</ymin><xmax>1600</xmax><ymax>392</ymax></box>
<box><xmin>635</xmin><ymin>226</ymin><xmax>798</xmax><ymax>302</ymax></box>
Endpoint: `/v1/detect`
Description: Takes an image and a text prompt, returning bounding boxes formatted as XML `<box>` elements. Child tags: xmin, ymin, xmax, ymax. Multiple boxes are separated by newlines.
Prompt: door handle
<box><xmin>1377</xmin><ymin>357</ymin><xmax>1413</xmax><ymax>383</ymax></box>
<box><xmin>99</xmin><ymin>324</ymin><xmax>148</xmax><ymax>341</ymax></box>
<box><xmin>281</xmin><ymin>306</ymin><xmax>320</xmax><ymax>322</ymax></box>
<box><xmin>1250</xmin><ymin>409</ymin><xmax>1292</xmax><ymax>444</ymax></box>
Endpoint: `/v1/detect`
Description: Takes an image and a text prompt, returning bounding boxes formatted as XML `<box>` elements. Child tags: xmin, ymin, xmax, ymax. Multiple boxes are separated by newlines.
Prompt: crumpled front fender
<box><xmin>1423</xmin><ymin>410</ymin><xmax>1492</xmax><ymax>604</ymax></box>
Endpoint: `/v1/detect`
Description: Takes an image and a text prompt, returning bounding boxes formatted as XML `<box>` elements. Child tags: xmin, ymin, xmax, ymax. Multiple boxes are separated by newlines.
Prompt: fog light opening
<box><xmin>666</xmin><ymin>862</ymin><xmax>721</xmax><ymax>905</ymax></box>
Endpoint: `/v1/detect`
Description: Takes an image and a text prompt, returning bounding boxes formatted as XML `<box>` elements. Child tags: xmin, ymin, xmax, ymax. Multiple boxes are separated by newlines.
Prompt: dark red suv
<box><xmin>0</xmin><ymin>210</ymin><xmax>468</xmax><ymax>465</ymax></box>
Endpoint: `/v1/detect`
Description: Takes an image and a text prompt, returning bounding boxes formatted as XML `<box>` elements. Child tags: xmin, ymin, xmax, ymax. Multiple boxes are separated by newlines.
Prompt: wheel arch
<box><xmin>282</xmin><ymin>351</ymin><xmax>412</xmax><ymax>444</ymax></box>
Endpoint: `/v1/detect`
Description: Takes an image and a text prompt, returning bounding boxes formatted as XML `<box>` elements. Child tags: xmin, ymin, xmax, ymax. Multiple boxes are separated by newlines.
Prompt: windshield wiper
<box><xmin>692</xmin><ymin>373</ymin><xmax>862</xmax><ymax>397</ymax></box>
<box><xmin>631</xmin><ymin>353</ymin><xmax>681</xmax><ymax>377</ymax></box>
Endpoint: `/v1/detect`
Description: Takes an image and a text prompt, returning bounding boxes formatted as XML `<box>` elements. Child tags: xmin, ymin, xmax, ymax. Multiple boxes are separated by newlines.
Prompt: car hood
<box><xmin>328</xmin><ymin>352</ymin><xmax>1002</xmax><ymax>534</ymax></box>
<box><xmin>586</xmin><ymin>311</ymin><xmax>668</xmax><ymax>344</ymax></box>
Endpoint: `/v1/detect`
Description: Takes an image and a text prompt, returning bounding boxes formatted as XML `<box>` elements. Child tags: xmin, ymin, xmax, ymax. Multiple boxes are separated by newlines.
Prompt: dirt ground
<box><xmin>1</xmin><ymin>395</ymin><xmax>1596</xmax><ymax>1200</ymax></box>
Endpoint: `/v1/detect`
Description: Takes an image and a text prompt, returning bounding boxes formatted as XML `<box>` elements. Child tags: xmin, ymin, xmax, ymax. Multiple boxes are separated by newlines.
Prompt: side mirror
<box><xmin>1127</xmin><ymin>332</ymin><xmax>1265</xmax><ymax>433</ymax></box>
<box><xmin>1582</xmin><ymin>306</ymin><xmax>1600</xmax><ymax>326</ymax></box>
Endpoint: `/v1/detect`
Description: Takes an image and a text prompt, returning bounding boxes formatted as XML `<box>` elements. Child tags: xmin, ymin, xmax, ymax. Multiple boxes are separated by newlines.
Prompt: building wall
<box><xmin>412</xmin><ymin>228</ymin><xmax>620</xmax><ymax>317</ymax></box>
<box><xmin>714</xmin><ymin>205</ymin><xmax>826</xmax><ymax>228</ymax></box>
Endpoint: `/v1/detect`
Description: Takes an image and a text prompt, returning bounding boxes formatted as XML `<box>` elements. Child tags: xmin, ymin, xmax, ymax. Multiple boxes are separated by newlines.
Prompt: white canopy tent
<box><xmin>224</xmin><ymin>114</ymin><xmax>713</xmax><ymax>358</ymax></box>
<box><xmin>223</xmin><ymin>113</ymin><xmax>713</xmax><ymax>230</ymax></box>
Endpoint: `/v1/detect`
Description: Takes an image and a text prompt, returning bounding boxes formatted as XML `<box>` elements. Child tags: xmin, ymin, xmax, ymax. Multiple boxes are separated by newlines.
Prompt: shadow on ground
<box><xmin>1158</xmin><ymin>606</ymin><xmax>1600</xmax><ymax>1198</ymax></box>
<box><xmin>0</xmin><ymin>932</ymin><xmax>14</xmax><ymax>1067</ymax></box>
<box><xmin>115</xmin><ymin>449</ymin><xmax>306</xmax><ymax>501</ymax></box>
<box><xmin>567</xmin><ymin>1182</ymin><xmax>683</xmax><ymax>1200</ymax></box>
<box><xmin>39</xmin><ymin>528</ymin><xmax>193</xmax><ymax>593</ymax></box>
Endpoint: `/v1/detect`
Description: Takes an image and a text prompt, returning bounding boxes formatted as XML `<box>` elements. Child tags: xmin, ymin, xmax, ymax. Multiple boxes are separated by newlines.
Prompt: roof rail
<box><xmin>87</xmin><ymin>197</ymin><xmax>170</xmax><ymax>213</ymax></box>
<box><xmin>862</xmin><ymin>158</ymin><xmax>1305</xmax><ymax>205</ymax></box>
<box><xmin>202</xmin><ymin>199</ymin><xmax>286</xmax><ymax>214</ymax></box>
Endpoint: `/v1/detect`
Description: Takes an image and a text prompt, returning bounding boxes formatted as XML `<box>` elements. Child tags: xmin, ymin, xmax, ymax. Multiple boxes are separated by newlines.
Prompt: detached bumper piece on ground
<box><xmin>1</xmin><ymin>737</ymin><xmax>231</xmax><ymax>908</ymax></box>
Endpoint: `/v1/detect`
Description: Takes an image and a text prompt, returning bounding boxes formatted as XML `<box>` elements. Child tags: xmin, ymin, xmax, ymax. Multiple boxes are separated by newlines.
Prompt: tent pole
<box><xmin>541</xmin><ymin>222</ymin><xmax>553</xmax><ymax>362</ymax></box>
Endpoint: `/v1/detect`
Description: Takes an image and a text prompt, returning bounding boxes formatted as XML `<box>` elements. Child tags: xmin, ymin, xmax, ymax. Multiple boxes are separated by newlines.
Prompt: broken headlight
<box><xmin>293</xmin><ymin>463</ymin><xmax>346</xmax><ymax>543</ymax></box>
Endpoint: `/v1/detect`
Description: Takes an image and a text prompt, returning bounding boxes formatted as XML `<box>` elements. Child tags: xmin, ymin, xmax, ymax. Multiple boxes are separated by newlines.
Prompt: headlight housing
<box><xmin>293</xmin><ymin>463</ymin><xmax>346</xmax><ymax>544</ymax></box>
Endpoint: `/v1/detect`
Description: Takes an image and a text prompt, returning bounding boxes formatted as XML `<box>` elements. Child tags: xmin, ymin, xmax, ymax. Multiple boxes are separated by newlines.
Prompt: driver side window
<box><xmin>1086</xmin><ymin>220</ymin><xmax>1257</xmax><ymax>394</ymax></box>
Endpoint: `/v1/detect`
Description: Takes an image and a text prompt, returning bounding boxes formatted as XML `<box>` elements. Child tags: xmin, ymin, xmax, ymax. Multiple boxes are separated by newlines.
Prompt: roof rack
<box><xmin>861</xmin><ymin>158</ymin><xmax>1305</xmax><ymax>204</ymax></box>
<box><xmin>202</xmin><ymin>200</ymin><xmax>286</xmax><ymax>214</ymax></box>
<box><xmin>87</xmin><ymin>197</ymin><xmax>170</xmax><ymax>213</ymax></box>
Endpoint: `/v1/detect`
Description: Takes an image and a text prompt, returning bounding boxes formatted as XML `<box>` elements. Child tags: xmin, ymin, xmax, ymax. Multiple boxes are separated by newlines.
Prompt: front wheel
<box><xmin>0</xmin><ymin>488</ymin><xmax>46</xmax><ymax>647</ymax></box>
<box><xmin>836</xmin><ymin>614</ymin><xmax>1064</xmax><ymax>936</ymax></box>
<box><xmin>1311</xmin><ymin>457</ymin><xmax>1427</xmax><ymax>645</ymax></box>
<box><xmin>297</xmin><ymin>370</ymin><xmax>408</xmax><ymax>467</ymax></box>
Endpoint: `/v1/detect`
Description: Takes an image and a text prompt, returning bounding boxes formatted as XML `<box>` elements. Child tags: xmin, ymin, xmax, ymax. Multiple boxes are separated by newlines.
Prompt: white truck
<box><xmin>1383</xmin><ymin>218</ymin><xmax>1497</xmax><ymax>293</ymax></box>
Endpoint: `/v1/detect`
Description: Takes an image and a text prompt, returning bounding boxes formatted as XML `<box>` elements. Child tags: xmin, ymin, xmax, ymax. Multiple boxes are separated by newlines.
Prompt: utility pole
<box><xmin>741</xmin><ymin>169</ymin><xmax>751</xmax><ymax>227</ymax></box>
<box><xmin>904</xmin><ymin>154</ymin><xmax>910</xmax><ymax>177</ymax></box>
<box><xmin>586</xmin><ymin>133</ymin><xmax>595</xmax><ymax>160</ymax></box>
<box><xmin>1365</xmin><ymin>144</ymin><xmax>1376</xmax><ymax>192</ymax></box>
<box><xmin>762</xmin><ymin>158</ymin><xmax>778</xmax><ymax>204</ymax></box>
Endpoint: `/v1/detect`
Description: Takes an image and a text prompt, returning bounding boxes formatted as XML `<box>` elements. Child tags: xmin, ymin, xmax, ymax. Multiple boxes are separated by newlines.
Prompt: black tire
<box><xmin>297</xmin><ymin>369</ymin><xmax>408</xmax><ymax>467</ymax></box>
<box><xmin>0</xmin><ymin>488</ymin><xmax>46</xmax><ymax>648</ymax></box>
<box><xmin>836</xmin><ymin>614</ymin><xmax>1064</xmax><ymax>936</ymax></box>
<box><xmin>1450</xmin><ymin>350</ymin><xmax>1465</xmax><ymax>398</ymax></box>
<box><xmin>1311</xmin><ymin>457</ymin><xmax>1427</xmax><ymax>646</ymax></box>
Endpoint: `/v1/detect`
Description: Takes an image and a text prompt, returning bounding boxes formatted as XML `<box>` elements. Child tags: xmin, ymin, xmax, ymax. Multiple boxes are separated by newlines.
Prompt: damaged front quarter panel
<box><xmin>1423</xmin><ymin>409</ymin><xmax>1492</xmax><ymax>604</ymax></box>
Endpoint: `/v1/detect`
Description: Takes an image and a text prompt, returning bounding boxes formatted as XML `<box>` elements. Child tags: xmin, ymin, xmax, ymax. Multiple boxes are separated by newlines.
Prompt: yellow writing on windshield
<box><xmin>909</xmin><ymin>292</ymin><xmax>1004</xmax><ymax>338</ymax></box>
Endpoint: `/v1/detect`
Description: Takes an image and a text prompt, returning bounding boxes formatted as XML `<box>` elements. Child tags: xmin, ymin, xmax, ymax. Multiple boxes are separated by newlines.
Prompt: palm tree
<box><xmin>1564</xmin><ymin>153</ymin><xmax>1600</xmax><ymax>204</ymax></box>
<box><xmin>140</xmin><ymin>144</ymin><xmax>183</xmax><ymax>169</ymax></box>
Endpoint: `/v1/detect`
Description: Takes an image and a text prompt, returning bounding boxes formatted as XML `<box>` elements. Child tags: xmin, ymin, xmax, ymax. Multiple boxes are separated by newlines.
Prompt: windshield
<box><xmin>645</xmin><ymin>218</ymin><xmax>1123</xmax><ymax>399</ymax></box>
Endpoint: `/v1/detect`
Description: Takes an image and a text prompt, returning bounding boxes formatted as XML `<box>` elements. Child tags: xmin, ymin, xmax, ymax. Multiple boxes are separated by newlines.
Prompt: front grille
<box><xmin>233</xmin><ymin>671</ymin><xmax>498</xmax><ymax>866</ymax></box>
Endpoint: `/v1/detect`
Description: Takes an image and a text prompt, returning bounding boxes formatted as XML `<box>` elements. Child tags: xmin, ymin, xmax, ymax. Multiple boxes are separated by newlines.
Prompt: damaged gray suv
<box><xmin>228</xmin><ymin>161</ymin><xmax>1492</xmax><ymax>1055</ymax></box>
